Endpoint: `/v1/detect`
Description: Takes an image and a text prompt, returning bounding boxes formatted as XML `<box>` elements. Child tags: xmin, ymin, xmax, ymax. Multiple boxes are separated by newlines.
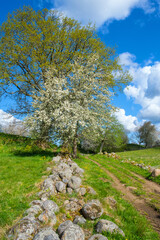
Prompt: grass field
<box><xmin>75</xmin><ymin>155</ymin><xmax>159</xmax><ymax>240</ymax></box>
<box><xmin>118</xmin><ymin>148</ymin><xmax>160</xmax><ymax>184</ymax></box>
<box><xmin>118</xmin><ymin>147</ymin><xmax>160</xmax><ymax>167</ymax></box>
<box><xmin>0</xmin><ymin>133</ymin><xmax>56</xmax><ymax>237</ymax></box>
<box><xmin>0</xmin><ymin>133</ymin><xmax>160</xmax><ymax>239</ymax></box>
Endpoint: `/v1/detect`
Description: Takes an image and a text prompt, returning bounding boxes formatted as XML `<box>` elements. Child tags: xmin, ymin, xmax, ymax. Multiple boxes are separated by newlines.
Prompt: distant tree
<box><xmin>100</xmin><ymin>120</ymin><xmax>128</xmax><ymax>153</ymax></box>
<box><xmin>137</xmin><ymin>121</ymin><xmax>158</xmax><ymax>148</ymax></box>
<box><xmin>79</xmin><ymin>116</ymin><xmax>128</xmax><ymax>153</ymax></box>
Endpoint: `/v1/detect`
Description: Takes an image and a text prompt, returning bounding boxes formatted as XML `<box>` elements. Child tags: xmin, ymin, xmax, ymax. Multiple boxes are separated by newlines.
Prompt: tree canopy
<box><xmin>79</xmin><ymin>116</ymin><xmax>128</xmax><ymax>153</ymax></box>
<box><xmin>0</xmin><ymin>6</ymin><xmax>129</xmax><ymax>115</ymax></box>
<box><xmin>0</xmin><ymin>6</ymin><xmax>131</xmax><ymax>156</ymax></box>
<box><xmin>137</xmin><ymin>121</ymin><xmax>158</xmax><ymax>148</ymax></box>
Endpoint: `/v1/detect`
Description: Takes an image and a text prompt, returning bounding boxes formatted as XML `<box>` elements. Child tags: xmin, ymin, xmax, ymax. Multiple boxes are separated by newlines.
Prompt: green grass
<box><xmin>75</xmin><ymin>155</ymin><xmax>159</xmax><ymax>240</ymax></box>
<box><xmin>118</xmin><ymin>148</ymin><xmax>160</xmax><ymax>184</ymax></box>
<box><xmin>118</xmin><ymin>147</ymin><xmax>160</xmax><ymax>167</ymax></box>
<box><xmin>0</xmin><ymin>133</ymin><xmax>55</xmax><ymax>237</ymax></box>
<box><xmin>0</xmin><ymin>133</ymin><xmax>159</xmax><ymax>240</ymax></box>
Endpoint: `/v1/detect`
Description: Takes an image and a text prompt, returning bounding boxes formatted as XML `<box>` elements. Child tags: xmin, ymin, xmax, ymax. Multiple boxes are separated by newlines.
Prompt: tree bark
<box><xmin>72</xmin><ymin>122</ymin><xmax>78</xmax><ymax>158</ymax></box>
<box><xmin>72</xmin><ymin>135</ymin><xmax>78</xmax><ymax>158</ymax></box>
<box><xmin>99</xmin><ymin>140</ymin><xmax>105</xmax><ymax>153</ymax></box>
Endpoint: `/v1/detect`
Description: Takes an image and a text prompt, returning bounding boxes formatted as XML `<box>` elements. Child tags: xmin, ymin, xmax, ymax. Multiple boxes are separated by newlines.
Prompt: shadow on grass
<box><xmin>13</xmin><ymin>149</ymin><xmax>58</xmax><ymax>157</ymax></box>
<box><xmin>146</xmin><ymin>173</ymin><xmax>160</xmax><ymax>185</ymax></box>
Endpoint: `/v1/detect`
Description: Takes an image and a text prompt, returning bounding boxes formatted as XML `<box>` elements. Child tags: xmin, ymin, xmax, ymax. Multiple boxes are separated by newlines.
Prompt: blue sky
<box><xmin>0</xmin><ymin>0</ymin><xmax>160</xmax><ymax>133</ymax></box>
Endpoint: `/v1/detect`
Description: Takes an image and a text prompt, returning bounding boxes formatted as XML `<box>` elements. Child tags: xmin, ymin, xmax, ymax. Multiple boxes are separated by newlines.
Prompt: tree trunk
<box><xmin>99</xmin><ymin>140</ymin><xmax>105</xmax><ymax>154</ymax></box>
<box><xmin>72</xmin><ymin>135</ymin><xmax>78</xmax><ymax>158</ymax></box>
<box><xmin>72</xmin><ymin>122</ymin><xmax>79</xmax><ymax>158</ymax></box>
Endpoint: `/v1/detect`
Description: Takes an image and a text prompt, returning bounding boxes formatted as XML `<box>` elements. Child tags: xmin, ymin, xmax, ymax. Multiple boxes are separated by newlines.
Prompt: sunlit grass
<box><xmin>0</xmin><ymin>133</ymin><xmax>55</xmax><ymax>237</ymax></box>
<box><xmin>74</xmin><ymin>155</ymin><xmax>159</xmax><ymax>240</ymax></box>
<box><xmin>118</xmin><ymin>148</ymin><xmax>160</xmax><ymax>167</ymax></box>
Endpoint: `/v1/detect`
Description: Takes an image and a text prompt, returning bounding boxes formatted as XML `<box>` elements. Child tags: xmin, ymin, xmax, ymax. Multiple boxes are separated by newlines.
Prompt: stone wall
<box><xmin>7</xmin><ymin>156</ymin><xmax>125</xmax><ymax>240</ymax></box>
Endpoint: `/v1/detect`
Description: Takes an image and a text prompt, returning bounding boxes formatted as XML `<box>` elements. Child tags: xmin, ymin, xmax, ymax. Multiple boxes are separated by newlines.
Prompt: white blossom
<box><xmin>26</xmin><ymin>54</ymin><xmax>116</xmax><ymax>143</ymax></box>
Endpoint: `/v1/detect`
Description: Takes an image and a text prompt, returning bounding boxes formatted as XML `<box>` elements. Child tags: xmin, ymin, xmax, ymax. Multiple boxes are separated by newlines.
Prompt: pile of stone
<box><xmin>7</xmin><ymin>155</ymin><xmax>125</xmax><ymax>240</ymax></box>
<box><xmin>104</xmin><ymin>152</ymin><xmax>121</xmax><ymax>159</ymax></box>
<box><xmin>121</xmin><ymin>159</ymin><xmax>160</xmax><ymax>177</ymax></box>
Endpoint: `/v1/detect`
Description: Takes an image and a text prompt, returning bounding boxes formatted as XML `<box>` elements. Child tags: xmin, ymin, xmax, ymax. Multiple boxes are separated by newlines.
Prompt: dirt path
<box><xmin>103</xmin><ymin>160</ymin><xmax>160</xmax><ymax>206</ymax></box>
<box><xmin>107</xmin><ymin>160</ymin><xmax>160</xmax><ymax>195</ymax></box>
<box><xmin>86</xmin><ymin>157</ymin><xmax>160</xmax><ymax>235</ymax></box>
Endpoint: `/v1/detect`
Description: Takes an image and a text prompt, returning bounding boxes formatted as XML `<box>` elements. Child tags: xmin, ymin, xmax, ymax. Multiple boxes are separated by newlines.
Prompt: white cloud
<box><xmin>140</xmin><ymin>99</ymin><xmax>160</xmax><ymax>122</ymax></box>
<box><xmin>119</xmin><ymin>52</ymin><xmax>138</xmax><ymax>67</ymax></box>
<box><xmin>119</xmin><ymin>52</ymin><xmax>160</xmax><ymax>123</ymax></box>
<box><xmin>145</xmin><ymin>62</ymin><xmax>160</xmax><ymax>98</ymax></box>
<box><xmin>115</xmin><ymin>108</ymin><xmax>139</xmax><ymax>132</ymax></box>
<box><xmin>51</xmin><ymin>0</ymin><xmax>154</xmax><ymax>28</ymax></box>
<box><xmin>0</xmin><ymin>109</ymin><xmax>23</xmax><ymax>134</ymax></box>
<box><xmin>0</xmin><ymin>109</ymin><xmax>20</xmax><ymax>127</ymax></box>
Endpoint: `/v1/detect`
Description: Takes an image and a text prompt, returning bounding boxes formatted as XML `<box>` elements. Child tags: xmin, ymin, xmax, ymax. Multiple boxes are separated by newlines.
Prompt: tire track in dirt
<box><xmin>102</xmin><ymin>160</ymin><xmax>160</xmax><ymax>201</ymax></box>
<box><xmin>86</xmin><ymin>157</ymin><xmax>160</xmax><ymax>236</ymax></box>
<box><xmin>104</xmin><ymin>161</ymin><xmax>160</xmax><ymax>212</ymax></box>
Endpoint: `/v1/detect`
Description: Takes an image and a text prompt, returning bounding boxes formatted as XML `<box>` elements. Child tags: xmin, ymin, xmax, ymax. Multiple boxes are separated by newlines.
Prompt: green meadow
<box><xmin>0</xmin><ymin>133</ymin><xmax>159</xmax><ymax>239</ymax></box>
<box><xmin>0</xmin><ymin>133</ymin><xmax>55</xmax><ymax>237</ymax></box>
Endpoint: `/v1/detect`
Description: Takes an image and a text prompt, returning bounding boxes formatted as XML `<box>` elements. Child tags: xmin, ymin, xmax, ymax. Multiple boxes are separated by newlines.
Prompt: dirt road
<box><xmin>87</xmin><ymin>157</ymin><xmax>160</xmax><ymax>235</ymax></box>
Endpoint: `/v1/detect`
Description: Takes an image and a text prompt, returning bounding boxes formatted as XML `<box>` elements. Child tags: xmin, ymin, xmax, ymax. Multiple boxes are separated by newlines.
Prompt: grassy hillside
<box><xmin>0</xmin><ymin>133</ymin><xmax>159</xmax><ymax>239</ymax></box>
<box><xmin>75</xmin><ymin>155</ymin><xmax>160</xmax><ymax>240</ymax></box>
<box><xmin>118</xmin><ymin>147</ymin><xmax>160</xmax><ymax>167</ymax></box>
<box><xmin>0</xmin><ymin>133</ymin><xmax>55</xmax><ymax>237</ymax></box>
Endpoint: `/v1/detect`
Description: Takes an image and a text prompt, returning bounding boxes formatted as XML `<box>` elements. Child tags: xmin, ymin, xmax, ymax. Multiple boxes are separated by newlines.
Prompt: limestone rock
<box><xmin>38</xmin><ymin>210</ymin><xmax>57</xmax><ymax>226</ymax></box>
<box><xmin>41</xmin><ymin>193</ymin><xmax>49</xmax><ymax>202</ymax></box>
<box><xmin>52</xmin><ymin>156</ymin><xmax>62</xmax><ymax>163</ymax></box>
<box><xmin>42</xmin><ymin>200</ymin><xmax>59</xmax><ymax>213</ymax></box>
<box><xmin>78</xmin><ymin>187</ymin><xmax>86</xmax><ymax>196</ymax></box>
<box><xmin>37</xmin><ymin>190</ymin><xmax>51</xmax><ymax>200</ymax></box>
<box><xmin>87</xmin><ymin>187</ymin><xmax>97</xmax><ymax>195</ymax></box>
<box><xmin>68</xmin><ymin>176</ymin><xmax>82</xmax><ymax>190</ymax></box>
<box><xmin>152</xmin><ymin>168</ymin><xmax>160</xmax><ymax>177</ymax></box>
<box><xmin>57</xmin><ymin>220</ymin><xmax>73</xmax><ymax>237</ymax></box>
<box><xmin>42</xmin><ymin>178</ymin><xmax>56</xmax><ymax>194</ymax></box>
<box><xmin>49</xmin><ymin>172</ymin><xmax>60</xmax><ymax>182</ymax></box>
<box><xmin>74</xmin><ymin>167</ymin><xmax>84</xmax><ymax>177</ymax></box>
<box><xmin>105</xmin><ymin>197</ymin><xmax>117</xmax><ymax>209</ymax></box>
<box><xmin>59</xmin><ymin>169</ymin><xmax>72</xmax><ymax>181</ymax></box>
<box><xmin>56</xmin><ymin>163</ymin><xmax>70</xmax><ymax>172</ymax></box>
<box><xmin>25</xmin><ymin>205</ymin><xmax>42</xmax><ymax>216</ymax></box>
<box><xmin>30</xmin><ymin>200</ymin><xmax>43</xmax><ymax>207</ymax></box>
<box><xmin>82</xmin><ymin>200</ymin><xmax>103</xmax><ymax>220</ymax></box>
<box><xmin>88</xmin><ymin>234</ymin><xmax>108</xmax><ymax>240</ymax></box>
<box><xmin>66</xmin><ymin>187</ymin><xmax>73</xmax><ymax>194</ymax></box>
<box><xmin>61</xmin><ymin>224</ymin><xmax>85</xmax><ymax>240</ymax></box>
<box><xmin>73</xmin><ymin>216</ymin><xmax>86</xmax><ymax>225</ymax></box>
<box><xmin>33</xmin><ymin>228</ymin><xmax>60</xmax><ymax>240</ymax></box>
<box><xmin>64</xmin><ymin>198</ymin><xmax>83</xmax><ymax>212</ymax></box>
<box><xmin>96</xmin><ymin>219</ymin><xmax>125</xmax><ymax>237</ymax></box>
<box><xmin>62</xmin><ymin>178</ymin><xmax>70</xmax><ymax>184</ymax></box>
<box><xmin>55</xmin><ymin>181</ymin><xmax>66</xmax><ymax>192</ymax></box>
<box><xmin>15</xmin><ymin>233</ymin><xmax>32</xmax><ymax>240</ymax></box>
<box><xmin>37</xmin><ymin>190</ymin><xmax>55</xmax><ymax>201</ymax></box>
<box><xmin>9</xmin><ymin>217</ymin><xmax>39</xmax><ymax>236</ymax></box>
<box><xmin>68</xmin><ymin>162</ymin><xmax>79</xmax><ymax>171</ymax></box>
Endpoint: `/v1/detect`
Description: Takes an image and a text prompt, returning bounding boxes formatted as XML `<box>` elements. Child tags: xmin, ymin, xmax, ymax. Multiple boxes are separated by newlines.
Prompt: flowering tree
<box><xmin>0</xmin><ymin>6</ymin><xmax>125</xmax><ymax>116</ymax></box>
<box><xmin>27</xmin><ymin>54</ymin><xmax>129</xmax><ymax>157</ymax></box>
<box><xmin>79</xmin><ymin>116</ymin><xmax>128</xmax><ymax>153</ymax></box>
<box><xmin>0</xmin><ymin>7</ymin><xmax>130</xmax><ymax>156</ymax></box>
